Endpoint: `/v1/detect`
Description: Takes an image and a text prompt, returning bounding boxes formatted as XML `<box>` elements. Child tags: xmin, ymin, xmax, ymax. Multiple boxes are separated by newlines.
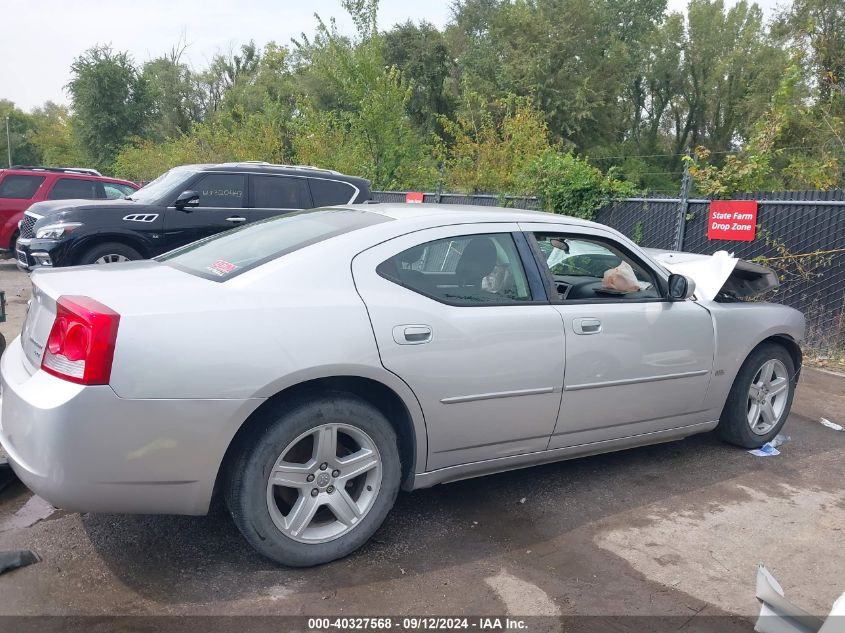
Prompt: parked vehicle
<box><xmin>0</xmin><ymin>204</ymin><xmax>803</xmax><ymax>566</ymax></box>
<box><xmin>0</xmin><ymin>166</ymin><xmax>138</xmax><ymax>257</ymax></box>
<box><xmin>15</xmin><ymin>162</ymin><xmax>370</xmax><ymax>269</ymax></box>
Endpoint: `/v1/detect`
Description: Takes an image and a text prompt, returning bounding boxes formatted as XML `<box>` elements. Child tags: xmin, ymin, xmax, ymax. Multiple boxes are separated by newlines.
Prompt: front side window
<box><xmin>191</xmin><ymin>173</ymin><xmax>245</xmax><ymax>208</ymax></box>
<box><xmin>251</xmin><ymin>175</ymin><xmax>311</xmax><ymax>209</ymax></box>
<box><xmin>533</xmin><ymin>233</ymin><xmax>661</xmax><ymax>301</ymax></box>
<box><xmin>0</xmin><ymin>175</ymin><xmax>45</xmax><ymax>199</ymax></box>
<box><xmin>377</xmin><ymin>233</ymin><xmax>533</xmax><ymax>305</ymax></box>
<box><xmin>47</xmin><ymin>177</ymin><xmax>100</xmax><ymax>200</ymax></box>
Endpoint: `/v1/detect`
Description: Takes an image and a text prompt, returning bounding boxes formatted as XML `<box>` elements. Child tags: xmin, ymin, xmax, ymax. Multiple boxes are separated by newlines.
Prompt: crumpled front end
<box><xmin>646</xmin><ymin>249</ymin><xmax>779</xmax><ymax>302</ymax></box>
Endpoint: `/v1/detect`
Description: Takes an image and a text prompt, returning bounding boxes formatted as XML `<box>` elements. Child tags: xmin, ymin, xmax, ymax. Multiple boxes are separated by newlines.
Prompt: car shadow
<box><xmin>81</xmin><ymin>413</ymin><xmax>834</xmax><ymax>605</ymax></box>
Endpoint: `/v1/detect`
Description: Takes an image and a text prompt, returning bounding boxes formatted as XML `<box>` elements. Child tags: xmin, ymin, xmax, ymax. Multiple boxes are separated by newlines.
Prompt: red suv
<box><xmin>0</xmin><ymin>166</ymin><xmax>139</xmax><ymax>254</ymax></box>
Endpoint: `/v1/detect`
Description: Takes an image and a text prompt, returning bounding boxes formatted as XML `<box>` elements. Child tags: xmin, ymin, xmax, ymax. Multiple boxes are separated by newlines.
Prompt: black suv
<box><xmin>16</xmin><ymin>162</ymin><xmax>370</xmax><ymax>269</ymax></box>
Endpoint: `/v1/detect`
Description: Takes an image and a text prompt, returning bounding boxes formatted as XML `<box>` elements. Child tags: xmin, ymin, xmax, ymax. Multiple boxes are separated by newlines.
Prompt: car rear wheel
<box><xmin>79</xmin><ymin>242</ymin><xmax>142</xmax><ymax>265</ymax></box>
<box><xmin>225</xmin><ymin>393</ymin><xmax>401</xmax><ymax>567</ymax></box>
<box><xmin>718</xmin><ymin>343</ymin><xmax>796</xmax><ymax>448</ymax></box>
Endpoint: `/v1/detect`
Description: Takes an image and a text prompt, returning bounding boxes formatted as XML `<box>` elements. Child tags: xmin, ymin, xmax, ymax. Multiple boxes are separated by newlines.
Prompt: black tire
<box><xmin>78</xmin><ymin>242</ymin><xmax>142</xmax><ymax>265</ymax></box>
<box><xmin>717</xmin><ymin>343</ymin><xmax>796</xmax><ymax>448</ymax></box>
<box><xmin>225</xmin><ymin>393</ymin><xmax>401</xmax><ymax>567</ymax></box>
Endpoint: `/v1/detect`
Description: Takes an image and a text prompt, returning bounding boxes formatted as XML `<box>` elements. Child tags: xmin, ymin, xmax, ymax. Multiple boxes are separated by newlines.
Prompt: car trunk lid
<box><xmin>19</xmin><ymin>260</ymin><xmax>221</xmax><ymax>375</ymax></box>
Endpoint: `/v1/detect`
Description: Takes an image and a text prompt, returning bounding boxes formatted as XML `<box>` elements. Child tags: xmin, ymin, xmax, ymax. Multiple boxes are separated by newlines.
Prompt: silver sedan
<box><xmin>0</xmin><ymin>204</ymin><xmax>804</xmax><ymax>566</ymax></box>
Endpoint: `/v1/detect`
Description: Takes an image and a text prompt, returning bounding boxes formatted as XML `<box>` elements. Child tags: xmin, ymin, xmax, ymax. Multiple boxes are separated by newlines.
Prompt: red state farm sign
<box><xmin>405</xmin><ymin>192</ymin><xmax>424</xmax><ymax>203</ymax></box>
<box><xmin>707</xmin><ymin>199</ymin><xmax>758</xmax><ymax>241</ymax></box>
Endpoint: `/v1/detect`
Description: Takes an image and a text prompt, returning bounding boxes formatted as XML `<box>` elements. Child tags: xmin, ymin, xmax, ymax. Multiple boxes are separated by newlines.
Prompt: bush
<box><xmin>520</xmin><ymin>151</ymin><xmax>638</xmax><ymax>219</ymax></box>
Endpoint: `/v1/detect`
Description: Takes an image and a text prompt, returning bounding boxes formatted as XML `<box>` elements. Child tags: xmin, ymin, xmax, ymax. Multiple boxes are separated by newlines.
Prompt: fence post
<box><xmin>674</xmin><ymin>149</ymin><xmax>693</xmax><ymax>250</ymax></box>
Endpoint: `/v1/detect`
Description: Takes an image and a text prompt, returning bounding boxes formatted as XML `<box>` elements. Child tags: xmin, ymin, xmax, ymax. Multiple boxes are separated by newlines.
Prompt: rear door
<box><xmin>249</xmin><ymin>174</ymin><xmax>313</xmax><ymax>221</ymax></box>
<box><xmin>45</xmin><ymin>177</ymin><xmax>104</xmax><ymax>200</ymax></box>
<box><xmin>0</xmin><ymin>174</ymin><xmax>47</xmax><ymax>248</ymax></box>
<box><xmin>163</xmin><ymin>172</ymin><xmax>247</xmax><ymax>249</ymax></box>
<box><xmin>353</xmin><ymin>223</ymin><xmax>565</xmax><ymax>470</ymax></box>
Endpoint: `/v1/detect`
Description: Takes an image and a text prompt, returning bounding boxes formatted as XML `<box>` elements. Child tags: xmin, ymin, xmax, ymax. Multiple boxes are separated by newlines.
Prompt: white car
<box><xmin>0</xmin><ymin>204</ymin><xmax>803</xmax><ymax>566</ymax></box>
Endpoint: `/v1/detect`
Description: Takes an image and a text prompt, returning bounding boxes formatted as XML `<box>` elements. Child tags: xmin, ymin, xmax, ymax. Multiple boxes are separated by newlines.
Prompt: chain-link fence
<box><xmin>372</xmin><ymin>190</ymin><xmax>845</xmax><ymax>350</ymax></box>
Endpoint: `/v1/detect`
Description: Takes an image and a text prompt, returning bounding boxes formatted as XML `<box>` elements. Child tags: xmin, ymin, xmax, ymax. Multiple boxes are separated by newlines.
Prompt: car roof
<box><xmin>0</xmin><ymin>167</ymin><xmax>138</xmax><ymax>186</ymax></box>
<box><xmin>192</xmin><ymin>162</ymin><xmax>369</xmax><ymax>185</ymax></box>
<box><xmin>341</xmin><ymin>202</ymin><xmax>607</xmax><ymax>230</ymax></box>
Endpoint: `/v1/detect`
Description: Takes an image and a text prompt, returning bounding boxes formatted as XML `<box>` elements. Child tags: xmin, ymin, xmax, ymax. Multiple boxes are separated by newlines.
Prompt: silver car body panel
<box><xmin>0</xmin><ymin>204</ymin><xmax>805</xmax><ymax>514</ymax></box>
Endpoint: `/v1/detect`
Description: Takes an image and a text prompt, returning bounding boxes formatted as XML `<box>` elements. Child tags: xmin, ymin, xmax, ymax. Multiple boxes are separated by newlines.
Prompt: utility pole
<box><xmin>674</xmin><ymin>147</ymin><xmax>693</xmax><ymax>251</ymax></box>
<box><xmin>5</xmin><ymin>116</ymin><xmax>10</xmax><ymax>168</ymax></box>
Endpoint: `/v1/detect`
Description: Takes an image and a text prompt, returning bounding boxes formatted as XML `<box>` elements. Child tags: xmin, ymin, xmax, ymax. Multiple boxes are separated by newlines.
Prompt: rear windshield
<box><xmin>157</xmin><ymin>208</ymin><xmax>390</xmax><ymax>281</ymax></box>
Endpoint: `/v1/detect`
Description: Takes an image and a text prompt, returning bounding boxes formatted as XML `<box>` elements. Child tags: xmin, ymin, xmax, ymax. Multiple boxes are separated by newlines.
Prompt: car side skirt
<box><xmin>411</xmin><ymin>420</ymin><xmax>719</xmax><ymax>490</ymax></box>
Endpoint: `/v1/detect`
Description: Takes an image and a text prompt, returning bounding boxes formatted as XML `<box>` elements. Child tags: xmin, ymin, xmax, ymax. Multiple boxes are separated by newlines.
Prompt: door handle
<box><xmin>392</xmin><ymin>325</ymin><xmax>433</xmax><ymax>345</ymax></box>
<box><xmin>573</xmin><ymin>317</ymin><xmax>602</xmax><ymax>335</ymax></box>
<box><xmin>225</xmin><ymin>216</ymin><xmax>247</xmax><ymax>223</ymax></box>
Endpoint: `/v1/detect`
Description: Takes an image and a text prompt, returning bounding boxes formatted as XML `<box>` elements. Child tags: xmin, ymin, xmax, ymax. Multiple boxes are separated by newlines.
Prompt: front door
<box><xmin>162</xmin><ymin>172</ymin><xmax>248</xmax><ymax>251</ymax></box>
<box><xmin>353</xmin><ymin>224</ymin><xmax>566</xmax><ymax>470</ymax></box>
<box><xmin>521</xmin><ymin>224</ymin><xmax>715</xmax><ymax>450</ymax></box>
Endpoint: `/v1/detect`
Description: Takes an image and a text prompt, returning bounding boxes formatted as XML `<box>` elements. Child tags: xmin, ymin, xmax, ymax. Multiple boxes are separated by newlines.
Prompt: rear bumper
<box><xmin>0</xmin><ymin>337</ymin><xmax>264</xmax><ymax>515</ymax></box>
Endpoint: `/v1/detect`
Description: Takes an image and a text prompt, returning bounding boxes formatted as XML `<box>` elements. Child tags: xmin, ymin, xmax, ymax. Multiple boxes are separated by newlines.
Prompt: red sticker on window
<box><xmin>207</xmin><ymin>259</ymin><xmax>238</xmax><ymax>276</ymax></box>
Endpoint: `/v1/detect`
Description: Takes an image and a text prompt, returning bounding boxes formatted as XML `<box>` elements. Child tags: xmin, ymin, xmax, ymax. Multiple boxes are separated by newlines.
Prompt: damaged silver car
<box><xmin>0</xmin><ymin>204</ymin><xmax>804</xmax><ymax>566</ymax></box>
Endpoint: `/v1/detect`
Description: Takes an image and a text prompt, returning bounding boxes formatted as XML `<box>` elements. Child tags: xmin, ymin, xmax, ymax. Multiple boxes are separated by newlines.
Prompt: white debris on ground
<box><xmin>820</xmin><ymin>418</ymin><xmax>844</xmax><ymax>432</ymax></box>
<box><xmin>0</xmin><ymin>496</ymin><xmax>56</xmax><ymax>532</ymax></box>
<box><xmin>748</xmin><ymin>433</ymin><xmax>790</xmax><ymax>457</ymax></box>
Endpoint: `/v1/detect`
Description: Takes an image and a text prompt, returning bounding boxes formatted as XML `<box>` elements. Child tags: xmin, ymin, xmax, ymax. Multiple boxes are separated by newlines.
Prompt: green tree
<box><xmin>0</xmin><ymin>100</ymin><xmax>42</xmax><ymax>166</ymax></box>
<box><xmin>670</xmin><ymin>1</ymin><xmax>781</xmax><ymax>160</ymax></box>
<box><xmin>290</xmin><ymin>0</ymin><xmax>437</xmax><ymax>188</ymax></box>
<box><xmin>29</xmin><ymin>102</ymin><xmax>87</xmax><ymax>167</ymax></box>
<box><xmin>439</xmin><ymin>92</ymin><xmax>551</xmax><ymax>193</ymax></box>
<box><xmin>521</xmin><ymin>151</ymin><xmax>637</xmax><ymax>219</ymax></box>
<box><xmin>67</xmin><ymin>46</ymin><xmax>153</xmax><ymax>169</ymax></box>
<box><xmin>383</xmin><ymin>21</ymin><xmax>455</xmax><ymax>135</ymax></box>
<box><xmin>775</xmin><ymin>0</ymin><xmax>845</xmax><ymax>103</ymax></box>
<box><xmin>142</xmin><ymin>42</ymin><xmax>203</xmax><ymax>140</ymax></box>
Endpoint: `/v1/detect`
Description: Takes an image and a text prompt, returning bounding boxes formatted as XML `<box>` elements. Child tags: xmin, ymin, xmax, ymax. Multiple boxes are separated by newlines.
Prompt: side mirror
<box><xmin>174</xmin><ymin>190</ymin><xmax>200</xmax><ymax>211</ymax></box>
<box><xmin>668</xmin><ymin>274</ymin><xmax>696</xmax><ymax>301</ymax></box>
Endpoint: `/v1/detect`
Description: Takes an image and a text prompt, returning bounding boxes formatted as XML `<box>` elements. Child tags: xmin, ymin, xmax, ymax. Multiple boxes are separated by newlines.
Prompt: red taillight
<box><xmin>41</xmin><ymin>296</ymin><xmax>120</xmax><ymax>385</ymax></box>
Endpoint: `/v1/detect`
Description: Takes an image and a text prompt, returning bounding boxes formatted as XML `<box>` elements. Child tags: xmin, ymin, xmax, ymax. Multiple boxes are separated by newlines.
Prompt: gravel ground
<box><xmin>0</xmin><ymin>260</ymin><xmax>843</xmax><ymax>627</ymax></box>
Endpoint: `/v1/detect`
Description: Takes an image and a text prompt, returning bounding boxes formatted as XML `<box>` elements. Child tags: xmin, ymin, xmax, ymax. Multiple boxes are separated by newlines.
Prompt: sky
<box><xmin>2</xmin><ymin>0</ymin><xmax>782</xmax><ymax>111</ymax></box>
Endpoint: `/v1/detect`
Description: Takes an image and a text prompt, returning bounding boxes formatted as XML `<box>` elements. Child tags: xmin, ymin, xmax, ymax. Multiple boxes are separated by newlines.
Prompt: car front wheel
<box><xmin>79</xmin><ymin>242</ymin><xmax>142</xmax><ymax>265</ymax></box>
<box><xmin>225</xmin><ymin>393</ymin><xmax>401</xmax><ymax>567</ymax></box>
<box><xmin>718</xmin><ymin>343</ymin><xmax>796</xmax><ymax>448</ymax></box>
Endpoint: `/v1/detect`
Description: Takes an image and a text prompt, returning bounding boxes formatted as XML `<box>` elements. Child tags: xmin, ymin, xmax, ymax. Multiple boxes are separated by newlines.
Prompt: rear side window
<box><xmin>377</xmin><ymin>233</ymin><xmax>533</xmax><ymax>305</ymax></box>
<box><xmin>47</xmin><ymin>178</ymin><xmax>101</xmax><ymax>200</ymax></box>
<box><xmin>251</xmin><ymin>175</ymin><xmax>312</xmax><ymax>208</ymax></box>
<box><xmin>310</xmin><ymin>179</ymin><xmax>357</xmax><ymax>206</ymax></box>
<box><xmin>0</xmin><ymin>175</ymin><xmax>45</xmax><ymax>199</ymax></box>
<box><xmin>192</xmin><ymin>173</ymin><xmax>245</xmax><ymax>208</ymax></box>
<box><xmin>158</xmin><ymin>208</ymin><xmax>391</xmax><ymax>281</ymax></box>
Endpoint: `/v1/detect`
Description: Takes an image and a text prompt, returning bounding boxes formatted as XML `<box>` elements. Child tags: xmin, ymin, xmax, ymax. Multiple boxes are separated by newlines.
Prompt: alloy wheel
<box><xmin>266</xmin><ymin>423</ymin><xmax>382</xmax><ymax>544</ymax></box>
<box><xmin>747</xmin><ymin>358</ymin><xmax>790</xmax><ymax>435</ymax></box>
<box><xmin>94</xmin><ymin>254</ymin><xmax>130</xmax><ymax>264</ymax></box>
